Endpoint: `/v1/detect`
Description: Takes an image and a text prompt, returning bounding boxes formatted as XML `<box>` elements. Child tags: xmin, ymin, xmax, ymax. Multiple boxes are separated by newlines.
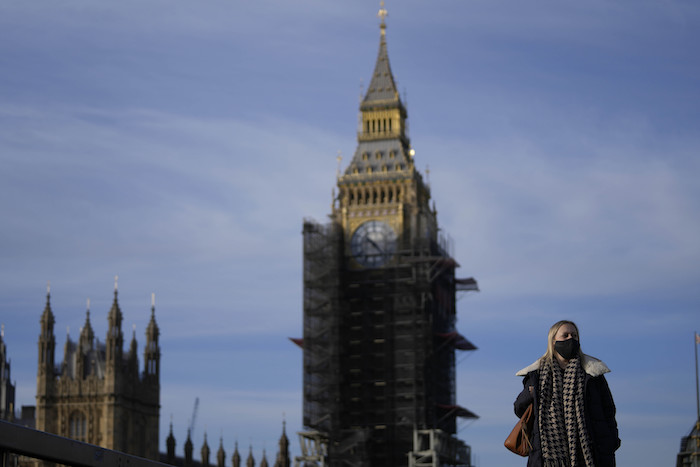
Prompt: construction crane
<box><xmin>188</xmin><ymin>397</ymin><xmax>199</xmax><ymax>439</ymax></box>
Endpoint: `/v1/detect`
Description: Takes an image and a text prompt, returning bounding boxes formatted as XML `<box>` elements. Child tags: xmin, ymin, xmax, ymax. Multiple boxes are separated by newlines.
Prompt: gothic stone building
<box><xmin>1</xmin><ymin>325</ymin><xmax>16</xmax><ymax>421</ymax></box>
<box><xmin>36</xmin><ymin>284</ymin><xmax>160</xmax><ymax>460</ymax></box>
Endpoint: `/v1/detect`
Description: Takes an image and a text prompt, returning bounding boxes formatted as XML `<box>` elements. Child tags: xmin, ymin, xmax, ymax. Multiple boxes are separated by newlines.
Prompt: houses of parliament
<box><xmin>1</xmin><ymin>281</ymin><xmax>292</xmax><ymax>467</ymax></box>
<box><xmin>1</xmin><ymin>4</ymin><xmax>478</xmax><ymax>467</ymax></box>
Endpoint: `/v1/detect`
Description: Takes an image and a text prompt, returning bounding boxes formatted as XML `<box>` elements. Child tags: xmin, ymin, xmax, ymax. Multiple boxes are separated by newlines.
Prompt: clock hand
<box><xmin>367</xmin><ymin>237</ymin><xmax>383</xmax><ymax>254</ymax></box>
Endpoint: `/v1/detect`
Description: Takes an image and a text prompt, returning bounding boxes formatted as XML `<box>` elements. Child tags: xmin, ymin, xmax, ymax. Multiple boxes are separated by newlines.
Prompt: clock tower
<box><xmin>299</xmin><ymin>4</ymin><xmax>478</xmax><ymax>466</ymax></box>
<box><xmin>337</xmin><ymin>5</ymin><xmax>432</xmax><ymax>268</ymax></box>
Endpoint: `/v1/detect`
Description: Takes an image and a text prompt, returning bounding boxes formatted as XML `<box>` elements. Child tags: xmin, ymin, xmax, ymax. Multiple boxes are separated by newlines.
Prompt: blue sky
<box><xmin>1</xmin><ymin>1</ymin><xmax>699</xmax><ymax>465</ymax></box>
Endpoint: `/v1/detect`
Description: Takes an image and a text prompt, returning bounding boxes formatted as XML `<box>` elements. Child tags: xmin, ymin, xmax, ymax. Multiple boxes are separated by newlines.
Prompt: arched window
<box><xmin>69</xmin><ymin>411</ymin><xmax>87</xmax><ymax>441</ymax></box>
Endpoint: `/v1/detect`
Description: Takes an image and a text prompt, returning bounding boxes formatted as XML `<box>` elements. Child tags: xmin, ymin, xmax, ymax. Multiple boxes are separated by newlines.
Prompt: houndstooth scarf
<box><xmin>538</xmin><ymin>357</ymin><xmax>595</xmax><ymax>467</ymax></box>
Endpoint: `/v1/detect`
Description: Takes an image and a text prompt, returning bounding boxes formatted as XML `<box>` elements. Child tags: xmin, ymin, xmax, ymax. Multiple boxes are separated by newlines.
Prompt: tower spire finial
<box><xmin>45</xmin><ymin>281</ymin><xmax>52</xmax><ymax>310</ymax></box>
<box><xmin>378</xmin><ymin>1</ymin><xmax>388</xmax><ymax>34</ymax></box>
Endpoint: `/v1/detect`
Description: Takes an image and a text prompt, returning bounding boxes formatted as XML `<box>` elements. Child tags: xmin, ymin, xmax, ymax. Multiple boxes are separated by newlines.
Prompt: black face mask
<box><xmin>554</xmin><ymin>338</ymin><xmax>580</xmax><ymax>360</ymax></box>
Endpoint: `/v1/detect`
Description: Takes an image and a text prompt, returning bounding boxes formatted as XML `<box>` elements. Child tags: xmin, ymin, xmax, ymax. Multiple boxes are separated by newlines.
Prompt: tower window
<box><xmin>69</xmin><ymin>411</ymin><xmax>87</xmax><ymax>441</ymax></box>
<box><xmin>375</xmin><ymin>151</ymin><xmax>382</xmax><ymax>160</ymax></box>
<box><xmin>389</xmin><ymin>151</ymin><xmax>395</xmax><ymax>159</ymax></box>
<box><xmin>362</xmin><ymin>152</ymin><xmax>369</xmax><ymax>161</ymax></box>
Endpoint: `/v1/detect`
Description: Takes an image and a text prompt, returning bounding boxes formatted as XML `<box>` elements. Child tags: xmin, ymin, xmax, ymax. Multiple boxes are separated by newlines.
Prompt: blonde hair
<box><xmin>541</xmin><ymin>320</ymin><xmax>583</xmax><ymax>363</ymax></box>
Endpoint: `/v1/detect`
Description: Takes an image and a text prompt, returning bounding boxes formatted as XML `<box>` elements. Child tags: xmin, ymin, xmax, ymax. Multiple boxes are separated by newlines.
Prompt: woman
<box><xmin>514</xmin><ymin>320</ymin><xmax>620</xmax><ymax>466</ymax></box>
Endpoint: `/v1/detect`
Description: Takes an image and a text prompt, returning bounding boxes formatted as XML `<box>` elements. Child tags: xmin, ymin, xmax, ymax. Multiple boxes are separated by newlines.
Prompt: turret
<box><xmin>274</xmin><ymin>420</ymin><xmax>290</xmax><ymax>467</ymax></box>
<box><xmin>232</xmin><ymin>442</ymin><xmax>241</xmax><ymax>467</ymax></box>
<box><xmin>79</xmin><ymin>306</ymin><xmax>95</xmax><ymax>353</ymax></box>
<box><xmin>184</xmin><ymin>429</ymin><xmax>194</xmax><ymax>467</ymax></box>
<box><xmin>1</xmin><ymin>324</ymin><xmax>16</xmax><ymax>420</ymax></box>
<box><xmin>37</xmin><ymin>283</ymin><xmax>56</xmax><ymax>387</ymax></box>
<box><xmin>106</xmin><ymin>277</ymin><xmax>124</xmax><ymax>370</ymax></box>
<box><xmin>144</xmin><ymin>293</ymin><xmax>160</xmax><ymax>380</ymax></box>
<box><xmin>166</xmin><ymin>422</ymin><xmax>176</xmax><ymax>464</ymax></box>
<box><xmin>128</xmin><ymin>325</ymin><xmax>139</xmax><ymax>376</ymax></box>
<box><xmin>201</xmin><ymin>433</ymin><xmax>211</xmax><ymax>467</ymax></box>
<box><xmin>77</xmin><ymin>304</ymin><xmax>95</xmax><ymax>377</ymax></box>
<box><xmin>38</xmin><ymin>283</ymin><xmax>56</xmax><ymax>378</ymax></box>
<box><xmin>246</xmin><ymin>446</ymin><xmax>255</xmax><ymax>467</ymax></box>
<box><xmin>217</xmin><ymin>437</ymin><xmax>226</xmax><ymax>467</ymax></box>
<box><xmin>36</xmin><ymin>282</ymin><xmax>57</xmax><ymax>433</ymax></box>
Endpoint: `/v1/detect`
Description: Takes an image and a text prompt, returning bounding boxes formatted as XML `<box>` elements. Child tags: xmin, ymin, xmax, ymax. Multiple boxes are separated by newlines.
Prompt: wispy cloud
<box><xmin>1</xmin><ymin>2</ymin><xmax>698</xmax><ymax>466</ymax></box>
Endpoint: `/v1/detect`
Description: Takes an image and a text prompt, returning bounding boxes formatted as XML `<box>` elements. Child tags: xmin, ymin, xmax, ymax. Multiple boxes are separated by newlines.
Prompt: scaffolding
<box><xmin>302</xmin><ymin>219</ymin><xmax>342</xmax><ymax>436</ymax></box>
<box><xmin>299</xmin><ymin>218</ymin><xmax>476</xmax><ymax>467</ymax></box>
<box><xmin>408</xmin><ymin>429</ymin><xmax>471</xmax><ymax>467</ymax></box>
<box><xmin>294</xmin><ymin>431</ymin><xmax>328</xmax><ymax>467</ymax></box>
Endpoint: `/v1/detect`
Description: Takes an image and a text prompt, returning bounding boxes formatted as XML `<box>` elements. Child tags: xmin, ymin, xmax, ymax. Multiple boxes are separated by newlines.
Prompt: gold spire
<box><xmin>378</xmin><ymin>1</ymin><xmax>388</xmax><ymax>35</ymax></box>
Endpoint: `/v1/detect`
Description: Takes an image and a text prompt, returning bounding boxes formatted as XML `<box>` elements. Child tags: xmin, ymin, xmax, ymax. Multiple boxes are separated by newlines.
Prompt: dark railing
<box><xmin>0</xmin><ymin>419</ymin><xmax>170</xmax><ymax>467</ymax></box>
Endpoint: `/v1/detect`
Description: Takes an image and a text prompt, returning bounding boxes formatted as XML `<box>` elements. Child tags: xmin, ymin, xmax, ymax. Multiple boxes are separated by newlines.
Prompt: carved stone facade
<box><xmin>35</xmin><ymin>282</ymin><xmax>160</xmax><ymax>460</ymax></box>
<box><xmin>1</xmin><ymin>325</ymin><xmax>16</xmax><ymax>421</ymax></box>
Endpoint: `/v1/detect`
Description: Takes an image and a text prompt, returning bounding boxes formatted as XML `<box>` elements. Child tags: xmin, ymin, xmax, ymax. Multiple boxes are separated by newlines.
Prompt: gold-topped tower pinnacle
<box><xmin>378</xmin><ymin>1</ymin><xmax>388</xmax><ymax>34</ymax></box>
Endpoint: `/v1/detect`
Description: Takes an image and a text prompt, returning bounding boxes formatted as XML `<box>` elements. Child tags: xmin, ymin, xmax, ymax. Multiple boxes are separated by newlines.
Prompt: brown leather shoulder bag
<box><xmin>504</xmin><ymin>403</ymin><xmax>534</xmax><ymax>456</ymax></box>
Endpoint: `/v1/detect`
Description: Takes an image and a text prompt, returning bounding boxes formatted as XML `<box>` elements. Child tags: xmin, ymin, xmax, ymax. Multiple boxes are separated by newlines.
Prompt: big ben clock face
<box><xmin>350</xmin><ymin>220</ymin><xmax>398</xmax><ymax>268</ymax></box>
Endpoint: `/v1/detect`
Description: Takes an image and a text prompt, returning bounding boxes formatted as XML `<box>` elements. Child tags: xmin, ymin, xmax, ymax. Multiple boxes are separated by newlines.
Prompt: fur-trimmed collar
<box><xmin>516</xmin><ymin>354</ymin><xmax>610</xmax><ymax>377</ymax></box>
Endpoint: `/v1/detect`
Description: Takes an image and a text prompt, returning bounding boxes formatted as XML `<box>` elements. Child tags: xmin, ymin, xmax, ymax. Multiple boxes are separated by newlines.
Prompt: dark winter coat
<box><xmin>513</xmin><ymin>355</ymin><xmax>620</xmax><ymax>467</ymax></box>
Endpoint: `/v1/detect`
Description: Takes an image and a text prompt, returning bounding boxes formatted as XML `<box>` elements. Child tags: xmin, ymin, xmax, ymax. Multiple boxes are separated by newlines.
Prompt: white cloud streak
<box><xmin>0</xmin><ymin>2</ymin><xmax>698</xmax><ymax>466</ymax></box>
